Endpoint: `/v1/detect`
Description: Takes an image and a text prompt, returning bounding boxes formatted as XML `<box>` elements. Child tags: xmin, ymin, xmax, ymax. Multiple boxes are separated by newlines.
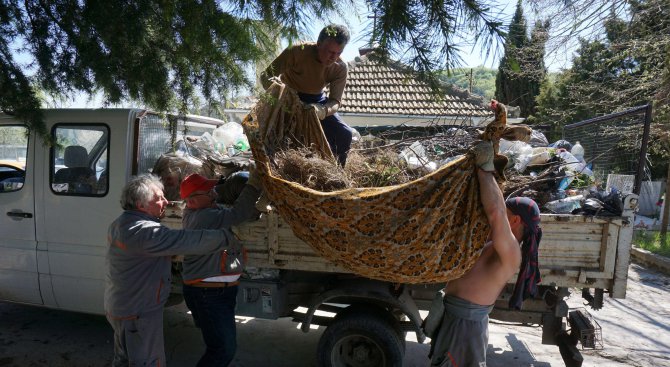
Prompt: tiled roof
<box><xmin>337</xmin><ymin>54</ymin><xmax>492</xmax><ymax>117</ymax></box>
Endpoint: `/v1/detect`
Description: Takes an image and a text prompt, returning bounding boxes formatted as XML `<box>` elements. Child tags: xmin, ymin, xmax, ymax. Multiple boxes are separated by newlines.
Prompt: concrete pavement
<box><xmin>0</xmin><ymin>263</ymin><xmax>668</xmax><ymax>366</ymax></box>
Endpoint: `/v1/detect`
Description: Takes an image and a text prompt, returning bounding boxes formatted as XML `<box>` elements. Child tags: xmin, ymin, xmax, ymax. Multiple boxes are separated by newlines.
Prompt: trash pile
<box><xmin>271</xmin><ymin>123</ymin><xmax>625</xmax><ymax>217</ymax></box>
<box><xmin>152</xmin><ymin>117</ymin><xmax>626</xmax><ymax>217</ymax></box>
<box><xmin>498</xmin><ymin>136</ymin><xmax>624</xmax><ymax>216</ymax></box>
<box><xmin>268</xmin><ymin>125</ymin><xmax>471</xmax><ymax>191</ymax></box>
<box><xmin>152</xmin><ymin>121</ymin><xmax>253</xmax><ymax>201</ymax></box>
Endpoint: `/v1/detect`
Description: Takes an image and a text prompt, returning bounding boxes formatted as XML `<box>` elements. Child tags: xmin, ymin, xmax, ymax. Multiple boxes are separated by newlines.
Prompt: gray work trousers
<box><xmin>107</xmin><ymin>310</ymin><xmax>165</xmax><ymax>367</ymax></box>
<box><xmin>430</xmin><ymin>295</ymin><xmax>493</xmax><ymax>367</ymax></box>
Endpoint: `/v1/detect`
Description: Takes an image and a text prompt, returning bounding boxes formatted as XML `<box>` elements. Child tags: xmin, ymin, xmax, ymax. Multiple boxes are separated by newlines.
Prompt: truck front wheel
<box><xmin>317</xmin><ymin>311</ymin><xmax>404</xmax><ymax>367</ymax></box>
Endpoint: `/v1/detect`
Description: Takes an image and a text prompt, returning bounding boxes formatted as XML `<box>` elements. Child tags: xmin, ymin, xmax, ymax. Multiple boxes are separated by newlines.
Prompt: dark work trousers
<box><xmin>298</xmin><ymin>92</ymin><xmax>353</xmax><ymax>166</ymax></box>
<box><xmin>183</xmin><ymin>284</ymin><xmax>239</xmax><ymax>367</ymax></box>
<box><xmin>107</xmin><ymin>310</ymin><xmax>164</xmax><ymax>367</ymax></box>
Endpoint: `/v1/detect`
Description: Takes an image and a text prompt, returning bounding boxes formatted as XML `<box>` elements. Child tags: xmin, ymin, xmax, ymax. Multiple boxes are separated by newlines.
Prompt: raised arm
<box><xmin>472</xmin><ymin>141</ymin><xmax>521</xmax><ymax>272</ymax></box>
<box><xmin>260</xmin><ymin>48</ymin><xmax>289</xmax><ymax>90</ymax></box>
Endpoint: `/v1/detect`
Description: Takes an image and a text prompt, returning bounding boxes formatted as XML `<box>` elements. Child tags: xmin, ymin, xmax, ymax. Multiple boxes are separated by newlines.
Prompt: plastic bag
<box><xmin>528</xmin><ymin>151</ymin><xmax>551</xmax><ymax>166</ymax></box>
<box><xmin>500</xmin><ymin>139</ymin><xmax>534</xmax><ymax>172</ymax></box>
<box><xmin>213</xmin><ymin>122</ymin><xmax>244</xmax><ymax>148</ymax></box>
<box><xmin>399</xmin><ymin>141</ymin><xmax>437</xmax><ymax>171</ymax></box>
<box><xmin>582</xmin><ymin>189</ymin><xmax>623</xmax><ymax>216</ymax></box>
<box><xmin>544</xmin><ymin>195</ymin><xmax>584</xmax><ymax>214</ymax></box>
<box><xmin>528</xmin><ymin>130</ymin><xmax>549</xmax><ymax>147</ymax></box>
<box><xmin>351</xmin><ymin>127</ymin><xmax>361</xmax><ymax>143</ymax></box>
<box><xmin>234</xmin><ymin>135</ymin><xmax>250</xmax><ymax>151</ymax></box>
<box><xmin>549</xmin><ymin>139</ymin><xmax>573</xmax><ymax>151</ymax></box>
<box><xmin>558</xmin><ymin>151</ymin><xmax>594</xmax><ymax>180</ymax></box>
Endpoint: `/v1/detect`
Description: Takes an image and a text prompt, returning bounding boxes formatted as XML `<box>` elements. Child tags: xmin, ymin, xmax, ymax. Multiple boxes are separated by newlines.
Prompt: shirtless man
<box><xmin>430</xmin><ymin>141</ymin><xmax>542</xmax><ymax>367</ymax></box>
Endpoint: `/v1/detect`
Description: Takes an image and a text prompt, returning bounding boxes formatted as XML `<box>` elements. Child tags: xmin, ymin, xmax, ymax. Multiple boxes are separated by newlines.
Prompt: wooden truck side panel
<box><xmin>226</xmin><ymin>209</ymin><xmax>634</xmax><ymax>297</ymax></box>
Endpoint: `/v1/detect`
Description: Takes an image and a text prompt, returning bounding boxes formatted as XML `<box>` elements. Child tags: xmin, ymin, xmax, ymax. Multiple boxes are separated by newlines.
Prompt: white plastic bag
<box><xmin>500</xmin><ymin>139</ymin><xmax>534</xmax><ymax>172</ymax></box>
<box><xmin>213</xmin><ymin>122</ymin><xmax>244</xmax><ymax>148</ymax></box>
<box><xmin>399</xmin><ymin>141</ymin><xmax>437</xmax><ymax>171</ymax></box>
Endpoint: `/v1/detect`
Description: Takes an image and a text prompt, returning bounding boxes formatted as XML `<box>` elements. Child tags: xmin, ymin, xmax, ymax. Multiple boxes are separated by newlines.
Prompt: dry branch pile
<box><xmin>269</xmin><ymin>123</ymin><xmax>576</xmax><ymax>210</ymax></box>
<box><xmin>269</xmin><ymin>124</ymin><xmax>481</xmax><ymax>192</ymax></box>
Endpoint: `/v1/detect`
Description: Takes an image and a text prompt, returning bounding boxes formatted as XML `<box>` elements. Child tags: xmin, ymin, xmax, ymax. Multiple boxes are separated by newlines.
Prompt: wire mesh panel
<box><xmin>562</xmin><ymin>105</ymin><xmax>652</xmax><ymax>194</ymax></box>
<box><xmin>137</xmin><ymin>114</ymin><xmax>178</xmax><ymax>175</ymax></box>
<box><xmin>568</xmin><ymin>309</ymin><xmax>603</xmax><ymax>350</ymax></box>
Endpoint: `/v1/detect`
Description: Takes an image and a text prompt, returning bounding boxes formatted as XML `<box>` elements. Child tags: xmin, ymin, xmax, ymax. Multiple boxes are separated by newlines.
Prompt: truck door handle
<box><xmin>7</xmin><ymin>211</ymin><xmax>33</xmax><ymax>219</ymax></box>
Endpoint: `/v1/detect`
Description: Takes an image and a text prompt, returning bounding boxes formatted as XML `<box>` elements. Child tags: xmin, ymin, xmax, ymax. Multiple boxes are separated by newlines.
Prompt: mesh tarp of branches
<box><xmin>241</xmin><ymin>80</ymin><xmax>491</xmax><ymax>284</ymax></box>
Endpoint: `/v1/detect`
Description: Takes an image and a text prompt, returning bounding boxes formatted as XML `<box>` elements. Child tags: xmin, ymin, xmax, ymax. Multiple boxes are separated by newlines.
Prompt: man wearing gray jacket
<box><xmin>105</xmin><ymin>174</ymin><xmax>238</xmax><ymax>367</ymax></box>
<box><xmin>179</xmin><ymin>170</ymin><xmax>262</xmax><ymax>367</ymax></box>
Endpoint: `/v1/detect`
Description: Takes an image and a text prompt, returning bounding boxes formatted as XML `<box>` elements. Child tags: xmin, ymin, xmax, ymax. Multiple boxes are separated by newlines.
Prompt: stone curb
<box><xmin>630</xmin><ymin>247</ymin><xmax>670</xmax><ymax>274</ymax></box>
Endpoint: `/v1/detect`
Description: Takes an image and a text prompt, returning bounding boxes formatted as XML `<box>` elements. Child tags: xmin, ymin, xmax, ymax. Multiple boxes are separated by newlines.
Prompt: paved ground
<box><xmin>0</xmin><ymin>263</ymin><xmax>668</xmax><ymax>366</ymax></box>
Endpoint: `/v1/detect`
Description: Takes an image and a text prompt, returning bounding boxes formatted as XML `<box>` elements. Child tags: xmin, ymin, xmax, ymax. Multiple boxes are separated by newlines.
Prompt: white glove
<box><xmin>255</xmin><ymin>193</ymin><xmax>272</xmax><ymax>212</ymax></box>
<box><xmin>306</xmin><ymin>103</ymin><xmax>327</xmax><ymax>120</ymax></box>
<box><xmin>471</xmin><ymin>141</ymin><xmax>494</xmax><ymax>172</ymax></box>
<box><xmin>246</xmin><ymin>161</ymin><xmax>263</xmax><ymax>190</ymax></box>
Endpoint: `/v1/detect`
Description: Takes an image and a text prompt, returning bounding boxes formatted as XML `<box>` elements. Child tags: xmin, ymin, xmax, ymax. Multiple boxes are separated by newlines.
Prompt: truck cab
<box><xmin>0</xmin><ymin>109</ymin><xmax>216</xmax><ymax>313</ymax></box>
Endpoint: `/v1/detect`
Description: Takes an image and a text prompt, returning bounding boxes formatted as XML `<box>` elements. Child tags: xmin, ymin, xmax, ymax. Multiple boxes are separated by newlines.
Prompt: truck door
<box><xmin>38</xmin><ymin>121</ymin><xmax>112</xmax><ymax>314</ymax></box>
<box><xmin>0</xmin><ymin>123</ymin><xmax>41</xmax><ymax>304</ymax></box>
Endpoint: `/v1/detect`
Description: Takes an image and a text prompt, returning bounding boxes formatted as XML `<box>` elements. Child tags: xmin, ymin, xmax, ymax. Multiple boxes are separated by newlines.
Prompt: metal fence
<box><xmin>562</xmin><ymin>105</ymin><xmax>652</xmax><ymax>195</ymax></box>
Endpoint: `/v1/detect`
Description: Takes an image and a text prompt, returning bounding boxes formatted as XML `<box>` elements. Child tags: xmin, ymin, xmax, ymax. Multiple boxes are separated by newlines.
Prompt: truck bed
<box><xmin>167</xmin><ymin>206</ymin><xmax>634</xmax><ymax>299</ymax></box>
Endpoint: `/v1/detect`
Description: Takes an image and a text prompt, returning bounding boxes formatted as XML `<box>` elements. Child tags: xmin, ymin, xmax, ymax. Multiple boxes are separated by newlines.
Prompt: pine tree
<box><xmin>525</xmin><ymin>20</ymin><xmax>549</xmax><ymax>117</ymax></box>
<box><xmin>0</xmin><ymin>0</ymin><xmax>507</xmax><ymax>135</ymax></box>
<box><xmin>494</xmin><ymin>1</ymin><xmax>547</xmax><ymax>118</ymax></box>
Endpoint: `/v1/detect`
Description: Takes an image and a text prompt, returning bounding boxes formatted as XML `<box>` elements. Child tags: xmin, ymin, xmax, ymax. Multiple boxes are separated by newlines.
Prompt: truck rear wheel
<box><xmin>317</xmin><ymin>310</ymin><xmax>404</xmax><ymax>367</ymax></box>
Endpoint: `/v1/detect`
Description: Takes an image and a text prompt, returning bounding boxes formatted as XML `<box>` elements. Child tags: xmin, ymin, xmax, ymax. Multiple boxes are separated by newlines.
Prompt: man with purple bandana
<box><xmin>429</xmin><ymin>141</ymin><xmax>543</xmax><ymax>367</ymax></box>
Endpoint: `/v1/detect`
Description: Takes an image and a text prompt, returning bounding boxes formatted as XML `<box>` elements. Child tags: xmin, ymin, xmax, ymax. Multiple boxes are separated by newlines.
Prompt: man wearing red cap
<box><xmin>179</xmin><ymin>168</ymin><xmax>262</xmax><ymax>367</ymax></box>
<box><xmin>105</xmin><ymin>174</ymin><xmax>241</xmax><ymax>367</ymax></box>
<box><xmin>429</xmin><ymin>141</ymin><xmax>542</xmax><ymax>367</ymax></box>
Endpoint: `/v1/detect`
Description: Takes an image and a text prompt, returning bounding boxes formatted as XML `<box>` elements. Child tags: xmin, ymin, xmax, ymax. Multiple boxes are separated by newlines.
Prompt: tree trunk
<box><xmin>661</xmin><ymin>163</ymin><xmax>670</xmax><ymax>245</ymax></box>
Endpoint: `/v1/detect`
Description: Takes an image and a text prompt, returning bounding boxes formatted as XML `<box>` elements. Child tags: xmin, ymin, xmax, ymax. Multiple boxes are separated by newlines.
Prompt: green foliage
<box><xmin>438</xmin><ymin>66</ymin><xmax>497</xmax><ymax>99</ymax></box>
<box><xmin>531</xmin><ymin>0</ymin><xmax>670</xmax><ymax>180</ymax></box>
<box><xmin>365</xmin><ymin>0</ymin><xmax>506</xmax><ymax>78</ymax></box>
<box><xmin>568</xmin><ymin>173</ymin><xmax>592</xmax><ymax>189</ymax></box>
<box><xmin>534</xmin><ymin>0</ymin><xmax>670</xmax><ymax>126</ymax></box>
<box><xmin>634</xmin><ymin>230</ymin><xmax>670</xmax><ymax>258</ymax></box>
<box><xmin>494</xmin><ymin>1</ymin><xmax>548</xmax><ymax>117</ymax></box>
<box><xmin>0</xmin><ymin>0</ymin><xmax>508</xmax><ymax>139</ymax></box>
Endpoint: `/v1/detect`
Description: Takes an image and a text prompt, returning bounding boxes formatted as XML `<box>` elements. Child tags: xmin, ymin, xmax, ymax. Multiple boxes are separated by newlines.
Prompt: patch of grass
<box><xmin>633</xmin><ymin>230</ymin><xmax>670</xmax><ymax>258</ymax></box>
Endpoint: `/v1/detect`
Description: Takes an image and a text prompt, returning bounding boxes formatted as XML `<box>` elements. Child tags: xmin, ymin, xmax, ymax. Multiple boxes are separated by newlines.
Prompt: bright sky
<box><xmin>64</xmin><ymin>1</ymin><xmax>576</xmax><ymax>108</ymax></box>
<box><xmin>320</xmin><ymin>0</ymin><xmax>573</xmax><ymax>70</ymax></box>
<box><xmin>314</xmin><ymin>2</ymin><xmax>517</xmax><ymax>69</ymax></box>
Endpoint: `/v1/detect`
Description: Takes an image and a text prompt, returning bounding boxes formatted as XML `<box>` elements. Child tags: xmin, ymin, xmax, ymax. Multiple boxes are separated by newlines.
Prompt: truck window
<box><xmin>136</xmin><ymin>114</ymin><xmax>217</xmax><ymax>175</ymax></box>
<box><xmin>50</xmin><ymin>124</ymin><xmax>109</xmax><ymax>196</ymax></box>
<box><xmin>0</xmin><ymin>125</ymin><xmax>28</xmax><ymax>193</ymax></box>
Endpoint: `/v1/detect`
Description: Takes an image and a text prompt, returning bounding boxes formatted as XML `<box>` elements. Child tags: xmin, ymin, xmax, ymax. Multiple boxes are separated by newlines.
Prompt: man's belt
<box><xmin>189</xmin><ymin>280</ymin><xmax>240</xmax><ymax>288</ymax></box>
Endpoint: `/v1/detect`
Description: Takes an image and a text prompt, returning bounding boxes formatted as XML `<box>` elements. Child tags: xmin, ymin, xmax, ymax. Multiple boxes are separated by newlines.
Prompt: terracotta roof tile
<box><xmin>329</xmin><ymin>55</ymin><xmax>491</xmax><ymax>117</ymax></box>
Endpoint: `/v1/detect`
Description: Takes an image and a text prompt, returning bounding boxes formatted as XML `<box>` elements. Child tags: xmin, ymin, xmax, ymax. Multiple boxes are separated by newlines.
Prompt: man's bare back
<box><xmin>446</xmin><ymin>241</ymin><xmax>519</xmax><ymax>306</ymax></box>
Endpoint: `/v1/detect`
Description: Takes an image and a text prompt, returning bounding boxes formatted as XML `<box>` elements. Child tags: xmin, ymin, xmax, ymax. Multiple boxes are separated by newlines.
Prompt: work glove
<box><xmin>471</xmin><ymin>141</ymin><xmax>495</xmax><ymax>172</ymax></box>
<box><xmin>305</xmin><ymin>103</ymin><xmax>327</xmax><ymax>120</ymax></box>
<box><xmin>246</xmin><ymin>161</ymin><xmax>263</xmax><ymax>190</ymax></box>
<box><xmin>255</xmin><ymin>192</ymin><xmax>272</xmax><ymax>212</ymax></box>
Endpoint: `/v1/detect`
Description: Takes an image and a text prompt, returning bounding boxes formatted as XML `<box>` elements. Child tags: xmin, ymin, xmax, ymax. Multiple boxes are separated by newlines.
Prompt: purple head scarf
<box><xmin>505</xmin><ymin>196</ymin><xmax>542</xmax><ymax>310</ymax></box>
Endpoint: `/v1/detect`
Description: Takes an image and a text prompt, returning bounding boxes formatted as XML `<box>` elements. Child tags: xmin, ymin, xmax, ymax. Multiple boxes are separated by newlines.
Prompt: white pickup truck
<box><xmin>0</xmin><ymin>108</ymin><xmax>638</xmax><ymax>367</ymax></box>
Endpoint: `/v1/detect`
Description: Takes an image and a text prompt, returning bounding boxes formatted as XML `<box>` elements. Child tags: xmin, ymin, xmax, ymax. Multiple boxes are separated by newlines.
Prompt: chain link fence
<box><xmin>562</xmin><ymin>105</ymin><xmax>652</xmax><ymax>195</ymax></box>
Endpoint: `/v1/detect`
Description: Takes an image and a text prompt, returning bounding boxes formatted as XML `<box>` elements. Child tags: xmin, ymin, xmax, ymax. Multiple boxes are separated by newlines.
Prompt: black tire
<box><xmin>317</xmin><ymin>310</ymin><xmax>405</xmax><ymax>367</ymax></box>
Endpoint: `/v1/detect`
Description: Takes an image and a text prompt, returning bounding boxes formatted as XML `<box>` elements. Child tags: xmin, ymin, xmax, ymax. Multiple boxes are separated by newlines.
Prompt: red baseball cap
<box><xmin>180</xmin><ymin>173</ymin><xmax>218</xmax><ymax>199</ymax></box>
